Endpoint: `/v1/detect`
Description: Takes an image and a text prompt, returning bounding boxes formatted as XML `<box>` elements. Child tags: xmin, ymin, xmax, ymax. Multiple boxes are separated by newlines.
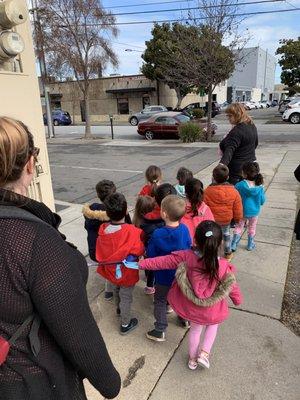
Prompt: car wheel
<box><xmin>289</xmin><ymin>113</ymin><xmax>300</xmax><ymax>124</ymax></box>
<box><xmin>130</xmin><ymin>117</ymin><xmax>138</xmax><ymax>126</ymax></box>
<box><xmin>145</xmin><ymin>130</ymin><xmax>154</xmax><ymax>140</ymax></box>
<box><xmin>53</xmin><ymin>119</ymin><xmax>59</xmax><ymax>126</ymax></box>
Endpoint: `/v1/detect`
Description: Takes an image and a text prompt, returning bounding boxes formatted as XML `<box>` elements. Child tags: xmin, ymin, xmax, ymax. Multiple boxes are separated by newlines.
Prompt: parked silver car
<box><xmin>129</xmin><ymin>105</ymin><xmax>168</xmax><ymax>126</ymax></box>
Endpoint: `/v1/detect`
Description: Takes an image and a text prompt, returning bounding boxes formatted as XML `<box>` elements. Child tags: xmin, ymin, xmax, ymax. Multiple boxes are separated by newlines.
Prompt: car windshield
<box><xmin>176</xmin><ymin>114</ymin><xmax>190</xmax><ymax>123</ymax></box>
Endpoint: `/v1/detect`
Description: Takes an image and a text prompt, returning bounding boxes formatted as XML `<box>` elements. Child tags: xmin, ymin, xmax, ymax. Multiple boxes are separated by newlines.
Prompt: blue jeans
<box><xmin>221</xmin><ymin>224</ymin><xmax>231</xmax><ymax>255</ymax></box>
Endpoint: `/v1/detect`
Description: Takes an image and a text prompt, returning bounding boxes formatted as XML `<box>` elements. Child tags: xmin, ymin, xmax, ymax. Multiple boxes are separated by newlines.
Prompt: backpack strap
<box><xmin>9</xmin><ymin>315</ymin><xmax>35</xmax><ymax>346</ymax></box>
<box><xmin>0</xmin><ymin>205</ymin><xmax>50</xmax><ymax>226</ymax></box>
<box><xmin>0</xmin><ymin>205</ymin><xmax>43</xmax><ymax>357</ymax></box>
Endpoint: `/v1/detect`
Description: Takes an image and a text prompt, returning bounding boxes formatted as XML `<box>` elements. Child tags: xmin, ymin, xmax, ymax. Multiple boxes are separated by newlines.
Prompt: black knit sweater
<box><xmin>220</xmin><ymin>122</ymin><xmax>258</xmax><ymax>182</ymax></box>
<box><xmin>0</xmin><ymin>189</ymin><xmax>121</xmax><ymax>400</ymax></box>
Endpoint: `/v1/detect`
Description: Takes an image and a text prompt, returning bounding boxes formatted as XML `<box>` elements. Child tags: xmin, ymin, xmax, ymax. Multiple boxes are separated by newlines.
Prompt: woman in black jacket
<box><xmin>0</xmin><ymin>117</ymin><xmax>121</xmax><ymax>400</ymax></box>
<box><xmin>220</xmin><ymin>103</ymin><xmax>258</xmax><ymax>184</ymax></box>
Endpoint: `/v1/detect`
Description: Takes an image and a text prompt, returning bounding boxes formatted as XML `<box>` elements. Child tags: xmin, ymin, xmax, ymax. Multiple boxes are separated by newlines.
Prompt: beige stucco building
<box><xmin>48</xmin><ymin>75</ymin><xmax>228</xmax><ymax>123</ymax></box>
<box><xmin>0</xmin><ymin>0</ymin><xmax>54</xmax><ymax>210</ymax></box>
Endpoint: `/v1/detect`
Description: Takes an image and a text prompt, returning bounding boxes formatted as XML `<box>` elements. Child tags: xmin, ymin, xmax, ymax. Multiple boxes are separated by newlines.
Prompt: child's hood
<box><xmin>185</xmin><ymin>253</ymin><xmax>235</xmax><ymax>299</ymax></box>
<box><xmin>97</xmin><ymin>224</ymin><xmax>144</xmax><ymax>262</ymax></box>
<box><xmin>185</xmin><ymin>201</ymin><xmax>207</xmax><ymax>217</ymax></box>
<box><xmin>82</xmin><ymin>204</ymin><xmax>109</xmax><ymax>221</ymax></box>
<box><xmin>236</xmin><ymin>180</ymin><xmax>263</xmax><ymax>197</ymax></box>
<box><xmin>205</xmin><ymin>184</ymin><xmax>237</xmax><ymax>204</ymax></box>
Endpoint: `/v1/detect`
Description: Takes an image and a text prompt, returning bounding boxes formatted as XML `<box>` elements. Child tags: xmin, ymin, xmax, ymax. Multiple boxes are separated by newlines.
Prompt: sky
<box><xmin>101</xmin><ymin>0</ymin><xmax>300</xmax><ymax>83</ymax></box>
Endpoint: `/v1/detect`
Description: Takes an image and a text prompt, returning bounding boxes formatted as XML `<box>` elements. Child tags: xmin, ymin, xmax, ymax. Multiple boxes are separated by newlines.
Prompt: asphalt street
<box><xmin>46</xmin><ymin>108</ymin><xmax>300</xmax><ymax>142</ymax></box>
<box><xmin>47</xmin><ymin>108</ymin><xmax>299</xmax><ymax>206</ymax></box>
<box><xmin>48</xmin><ymin>144</ymin><xmax>218</xmax><ymax>205</ymax></box>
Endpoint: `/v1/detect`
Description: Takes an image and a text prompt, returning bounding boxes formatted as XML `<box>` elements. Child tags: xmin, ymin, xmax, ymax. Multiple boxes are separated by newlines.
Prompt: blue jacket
<box><xmin>147</xmin><ymin>224</ymin><xmax>192</xmax><ymax>286</ymax></box>
<box><xmin>235</xmin><ymin>180</ymin><xmax>266</xmax><ymax>218</ymax></box>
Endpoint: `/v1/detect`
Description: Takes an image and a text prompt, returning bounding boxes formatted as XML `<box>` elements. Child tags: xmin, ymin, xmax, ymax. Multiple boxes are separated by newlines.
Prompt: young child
<box><xmin>145</xmin><ymin>195</ymin><xmax>192</xmax><ymax>342</ymax></box>
<box><xmin>139</xmin><ymin>220</ymin><xmax>242</xmax><ymax>370</ymax></box>
<box><xmin>82</xmin><ymin>180</ymin><xmax>115</xmax><ymax>262</ymax></box>
<box><xmin>175</xmin><ymin>167</ymin><xmax>193</xmax><ymax>198</ymax></box>
<box><xmin>232</xmin><ymin>162</ymin><xmax>266</xmax><ymax>251</ymax></box>
<box><xmin>133</xmin><ymin>195</ymin><xmax>155</xmax><ymax>228</ymax></box>
<box><xmin>96</xmin><ymin>193</ymin><xmax>144</xmax><ymax>335</ymax></box>
<box><xmin>139</xmin><ymin>165</ymin><xmax>162</xmax><ymax>197</ymax></box>
<box><xmin>204</xmin><ymin>165</ymin><xmax>243</xmax><ymax>259</ymax></box>
<box><xmin>140</xmin><ymin>183</ymin><xmax>177</xmax><ymax>295</ymax></box>
<box><xmin>181</xmin><ymin>178</ymin><xmax>215</xmax><ymax>244</ymax></box>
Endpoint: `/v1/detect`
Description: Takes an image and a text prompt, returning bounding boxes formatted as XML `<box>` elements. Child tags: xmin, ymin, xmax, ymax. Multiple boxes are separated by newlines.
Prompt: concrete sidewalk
<box><xmin>56</xmin><ymin>142</ymin><xmax>300</xmax><ymax>400</ymax></box>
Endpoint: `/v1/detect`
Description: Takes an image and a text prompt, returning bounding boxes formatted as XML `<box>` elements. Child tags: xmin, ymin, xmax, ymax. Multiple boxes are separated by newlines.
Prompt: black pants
<box><xmin>154</xmin><ymin>284</ymin><xmax>170</xmax><ymax>332</ymax></box>
<box><xmin>145</xmin><ymin>270</ymin><xmax>155</xmax><ymax>287</ymax></box>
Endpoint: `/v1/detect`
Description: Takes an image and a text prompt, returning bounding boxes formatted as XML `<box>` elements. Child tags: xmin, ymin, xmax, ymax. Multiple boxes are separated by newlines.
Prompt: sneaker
<box><xmin>166</xmin><ymin>305</ymin><xmax>174</xmax><ymax>314</ymax></box>
<box><xmin>188</xmin><ymin>359</ymin><xmax>198</xmax><ymax>370</ymax></box>
<box><xmin>197</xmin><ymin>353</ymin><xmax>210</xmax><ymax>369</ymax></box>
<box><xmin>144</xmin><ymin>286</ymin><xmax>156</xmax><ymax>295</ymax></box>
<box><xmin>104</xmin><ymin>291</ymin><xmax>113</xmax><ymax>301</ymax></box>
<box><xmin>146</xmin><ymin>329</ymin><xmax>166</xmax><ymax>342</ymax></box>
<box><xmin>120</xmin><ymin>318</ymin><xmax>138</xmax><ymax>335</ymax></box>
<box><xmin>178</xmin><ymin>316</ymin><xmax>190</xmax><ymax>329</ymax></box>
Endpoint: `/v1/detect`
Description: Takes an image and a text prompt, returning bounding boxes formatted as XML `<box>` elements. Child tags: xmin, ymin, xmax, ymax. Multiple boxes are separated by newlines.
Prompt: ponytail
<box><xmin>202</xmin><ymin>236</ymin><xmax>221</xmax><ymax>283</ymax></box>
<box><xmin>254</xmin><ymin>173</ymin><xmax>264</xmax><ymax>186</ymax></box>
<box><xmin>195</xmin><ymin>221</ymin><xmax>223</xmax><ymax>284</ymax></box>
<box><xmin>242</xmin><ymin>161</ymin><xmax>264</xmax><ymax>186</ymax></box>
<box><xmin>185</xmin><ymin>178</ymin><xmax>204</xmax><ymax>217</ymax></box>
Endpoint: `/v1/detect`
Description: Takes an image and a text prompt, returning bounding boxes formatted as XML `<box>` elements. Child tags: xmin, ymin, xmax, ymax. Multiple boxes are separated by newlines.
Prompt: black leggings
<box><xmin>145</xmin><ymin>270</ymin><xmax>155</xmax><ymax>287</ymax></box>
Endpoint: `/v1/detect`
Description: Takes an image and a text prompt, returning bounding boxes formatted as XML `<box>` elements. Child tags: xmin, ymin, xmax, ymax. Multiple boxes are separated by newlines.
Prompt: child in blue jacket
<box><xmin>232</xmin><ymin>162</ymin><xmax>266</xmax><ymax>251</ymax></box>
<box><xmin>146</xmin><ymin>195</ymin><xmax>192</xmax><ymax>342</ymax></box>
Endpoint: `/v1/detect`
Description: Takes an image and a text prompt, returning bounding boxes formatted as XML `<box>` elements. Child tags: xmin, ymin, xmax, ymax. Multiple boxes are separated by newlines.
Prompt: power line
<box><xmin>60</xmin><ymin>7</ymin><xmax>300</xmax><ymax>27</ymax></box>
<box><xmin>103</xmin><ymin>0</ymin><xmax>196</xmax><ymax>9</ymax></box>
<box><xmin>108</xmin><ymin>0</ymin><xmax>285</xmax><ymax>16</ymax></box>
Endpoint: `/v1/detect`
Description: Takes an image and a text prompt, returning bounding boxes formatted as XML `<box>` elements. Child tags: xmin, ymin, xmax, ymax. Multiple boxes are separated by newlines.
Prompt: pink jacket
<box><xmin>139</xmin><ymin>250</ymin><xmax>242</xmax><ymax>325</ymax></box>
<box><xmin>181</xmin><ymin>201</ymin><xmax>215</xmax><ymax>244</ymax></box>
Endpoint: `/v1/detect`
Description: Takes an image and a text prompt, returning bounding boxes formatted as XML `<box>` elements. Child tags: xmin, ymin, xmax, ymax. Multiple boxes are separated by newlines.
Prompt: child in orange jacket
<box><xmin>204</xmin><ymin>164</ymin><xmax>243</xmax><ymax>260</ymax></box>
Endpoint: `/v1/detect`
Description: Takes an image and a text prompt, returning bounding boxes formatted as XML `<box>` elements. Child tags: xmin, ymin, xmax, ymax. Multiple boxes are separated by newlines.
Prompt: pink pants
<box><xmin>234</xmin><ymin>217</ymin><xmax>258</xmax><ymax>237</ymax></box>
<box><xmin>188</xmin><ymin>322</ymin><xmax>219</xmax><ymax>359</ymax></box>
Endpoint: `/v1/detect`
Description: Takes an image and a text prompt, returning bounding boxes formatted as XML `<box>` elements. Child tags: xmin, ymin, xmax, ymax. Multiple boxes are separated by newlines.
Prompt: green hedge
<box><xmin>192</xmin><ymin>108</ymin><xmax>205</xmax><ymax>119</ymax></box>
<box><xmin>178</xmin><ymin>122</ymin><xmax>205</xmax><ymax>143</ymax></box>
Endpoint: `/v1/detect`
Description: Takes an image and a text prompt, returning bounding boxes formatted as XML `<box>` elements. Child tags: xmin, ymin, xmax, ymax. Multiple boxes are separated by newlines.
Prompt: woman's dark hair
<box><xmin>155</xmin><ymin>183</ymin><xmax>177</xmax><ymax>206</ymax></box>
<box><xmin>96</xmin><ymin>180</ymin><xmax>116</xmax><ymax>202</ymax></box>
<box><xmin>195</xmin><ymin>221</ymin><xmax>223</xmax><ymax>283</ymax></box>
<box><xmin>176</xmin><ymin>167</ymin><xmax>193</xmax><ymax>186</ymax></box>
<box><xmin>104</xmin><ymin>192</ymin><xmax>127</xmax><ymax>221</ymax></box>
<box><xmin>185</xmin><ymin>178</ymin><xmax>204</xmax><ymax>217</ymax></box>
<box><xmin>242</xmin><ymin>161</ymin><xmax>264</xmax><ymax>186</ymax></box>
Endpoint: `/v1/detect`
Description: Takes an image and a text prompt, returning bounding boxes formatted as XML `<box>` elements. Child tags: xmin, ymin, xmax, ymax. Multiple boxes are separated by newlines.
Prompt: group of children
<box><xmin>83</xmin><ymin>162</ymin><xmax>266</xmax><ymax>370</ymax></box>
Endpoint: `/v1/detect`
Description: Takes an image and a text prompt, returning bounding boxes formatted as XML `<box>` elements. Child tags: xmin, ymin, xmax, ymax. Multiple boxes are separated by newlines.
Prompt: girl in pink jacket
<box><xmin>139</xmin><ymin>220</ymin><xmax>242</xmax><ymax>371</ymax></box>
<box><xmin>181</xmin><ymin>178</ymin><xmax>214</xmax><ymax>244</ymax></box>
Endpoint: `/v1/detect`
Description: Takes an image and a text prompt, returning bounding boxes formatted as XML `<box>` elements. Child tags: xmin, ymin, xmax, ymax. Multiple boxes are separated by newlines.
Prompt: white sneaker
<box><xmin>197</xmin><ymin>353</ymin><xmax>210</xmax><ymax>369</ymax></box>
<box><xmin>188</xmin><ymin>359</ymin><xmax>198</xmax><ymax>370</ymax></box>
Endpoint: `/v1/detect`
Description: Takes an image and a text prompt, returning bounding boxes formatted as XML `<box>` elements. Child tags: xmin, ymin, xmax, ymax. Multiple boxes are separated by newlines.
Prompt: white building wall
<box><xmin>228</xmin><ymin>47</ymin><xmax>276</xmax><ymax>100</ymax></box>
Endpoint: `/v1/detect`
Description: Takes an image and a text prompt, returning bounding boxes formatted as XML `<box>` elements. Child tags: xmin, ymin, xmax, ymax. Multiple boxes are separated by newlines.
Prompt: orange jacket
<box><xmin>204</xmin><ymin>184</ymin><xmax>243</xmax><ymax>225</ymax></box>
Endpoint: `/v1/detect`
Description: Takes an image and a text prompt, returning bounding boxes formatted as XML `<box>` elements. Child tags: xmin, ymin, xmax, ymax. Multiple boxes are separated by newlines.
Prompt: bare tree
<box><xmin>186</xmin><ymin>0</ymin><xmax>250</xmax><ymax>137</ymax></box>
<box><xmin>37</xmin><ymin>0</ymin><xmax>118</xmax><ymax>138</ymax></box>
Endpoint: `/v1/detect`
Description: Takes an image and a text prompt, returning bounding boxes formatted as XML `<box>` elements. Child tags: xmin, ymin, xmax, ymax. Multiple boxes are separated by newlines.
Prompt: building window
<box><xmin>117</xmin><ymin>98</ymin><xmax>129</xmax><ymax>114</ymax></box>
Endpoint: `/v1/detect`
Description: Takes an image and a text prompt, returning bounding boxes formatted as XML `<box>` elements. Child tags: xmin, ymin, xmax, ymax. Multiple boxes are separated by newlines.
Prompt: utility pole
<box><xmin>31</xmin><ymin>0</ymin><xmax>55</xmax><ymax>138</ymax></box>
